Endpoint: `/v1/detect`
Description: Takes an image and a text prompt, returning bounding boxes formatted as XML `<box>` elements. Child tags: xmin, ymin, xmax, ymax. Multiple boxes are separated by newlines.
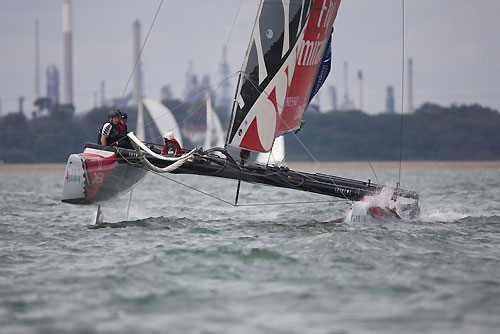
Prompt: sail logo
<box><xmin>317</xmin><ymin>0</ymin><xmax>337</xmax><ymax>28</ymax></box>
<box><xmin>93</xmin><ymin>172</ymin><xmax>104</xmax><ymax>185</ymax></box>
<box><xmin>65</xmin><ymin>171</ymin><xmax>81</xmax><ymax>183</ymax></box>
<box><xmin>297</xmin><ymin>39</ymin><xmax>327</xmax><ymax>66</ymax></box>
<box><xmin>285</xmin><ymin>96</ymin><xmax>299</xmax><ymax>107</ymax></box>
<box><xmin>335</xmin><ymin>187</ymin><xmax>352</xmax><ymax>196</ymax></box>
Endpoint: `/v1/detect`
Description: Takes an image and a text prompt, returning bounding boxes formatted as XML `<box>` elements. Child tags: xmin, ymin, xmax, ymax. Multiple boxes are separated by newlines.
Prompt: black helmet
<box><xmin>121</xmin><ymin>112</ymin><xmax>128</xmax><ymax>119</ymax></box>
<box><xmin>109</xmin><ymin>108</ymin><xmax>121</xmax><ymax>118</ymax></box>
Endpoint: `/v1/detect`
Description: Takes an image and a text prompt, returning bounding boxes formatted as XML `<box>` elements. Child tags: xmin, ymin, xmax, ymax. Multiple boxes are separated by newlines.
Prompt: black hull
<box><xmin>82</xmin><ymin>143</ymin><xmax>418</xmax><ymax>203</ymax></box>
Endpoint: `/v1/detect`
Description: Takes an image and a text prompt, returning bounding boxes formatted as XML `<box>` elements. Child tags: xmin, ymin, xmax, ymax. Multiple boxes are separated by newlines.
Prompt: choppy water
<box><xmin>1</xmin><ymin>166</ymin><xmax>500</xmax><ymax>333</ymax></box>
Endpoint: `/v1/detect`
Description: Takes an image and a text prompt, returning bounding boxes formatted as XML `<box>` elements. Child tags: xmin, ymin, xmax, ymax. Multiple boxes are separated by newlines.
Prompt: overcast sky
<box><xmin>1</xmin><ymin>0</ymin><xmax>499</xmax><ymax>116</ymax></box>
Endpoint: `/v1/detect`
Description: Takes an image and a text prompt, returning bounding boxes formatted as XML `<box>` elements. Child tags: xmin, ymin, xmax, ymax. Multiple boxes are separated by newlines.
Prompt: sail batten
<box><xmin>227</xmin><ymin>0</ymin><xmax>341</xmax><ymax>153</ymax></box>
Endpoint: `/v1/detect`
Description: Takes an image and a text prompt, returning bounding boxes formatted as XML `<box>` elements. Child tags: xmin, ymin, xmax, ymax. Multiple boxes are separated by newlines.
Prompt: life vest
<box><xmin>97</xmin><ymin>121</ymin><xmax>121</xmax><ymax>146</ymax></box>
<box><xmin>117</xmin><ymin>122</ymin><xmax>127</xmax><ymax>137</ymax></box>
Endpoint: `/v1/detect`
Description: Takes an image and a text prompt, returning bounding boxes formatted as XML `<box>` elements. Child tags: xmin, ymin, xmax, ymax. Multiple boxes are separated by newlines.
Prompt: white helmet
<box><xmin>163</xmin><ymin>131</ymin><xmax>174</xmax><ymax>141</ymax></box>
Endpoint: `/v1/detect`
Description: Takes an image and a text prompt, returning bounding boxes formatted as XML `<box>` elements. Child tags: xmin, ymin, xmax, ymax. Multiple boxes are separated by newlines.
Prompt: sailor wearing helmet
<box><xmin>98</xmin><ymin>108</ymin><xmax>122</xmax><ymax>146</ymax></box>
<box><xmin>162</xmin><ymin>131</ymin><xmax>182</xmax><ymax>157</ymax></box>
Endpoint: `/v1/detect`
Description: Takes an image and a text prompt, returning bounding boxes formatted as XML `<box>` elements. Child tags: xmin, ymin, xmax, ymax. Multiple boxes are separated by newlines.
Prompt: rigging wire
<box><xmin>104</xmin><ymin>71</ymin><xmax>239</xmax><ymax>149</ymax></box>
<box><xmin>210</xmin><ymin>0</ymin><xmax>245</xmax><ymax>88</ymax></box>
<box><xmin>117</xmin><ymin>0</ymin><xmax>165</xmax><ymax>110</ymax></box>
<box><xmin>139</xmin><ymin>72</ymin><xmax>240</xmax><ymax>145</ymax></box>
<box><xmin>398</xmin><ymin>0</ymin><xmax>406</xmax><ymax>187</ymax></box>
<box><xmin>147</xmin><ymin>167</ymin><xmax>344</xmax><ymax>208</ymax></box>
<box><xmin>237</xmin><ymin>72</ymin><xmax>360</xmax><ymax>204</ymax></box>
<box><xmin>127</xmin><ymin>0</ymin><xmax>244</xmax><ymax>146</ymax></box>
<box><xmin>105</xmin><ymin>0</ymin><xmax>371</xmax><ymax>208</ymax></box>
<box><xmin>306</xmin><ymin>123</ymin><xmax>381</xmax><ymax>185</ymax></box>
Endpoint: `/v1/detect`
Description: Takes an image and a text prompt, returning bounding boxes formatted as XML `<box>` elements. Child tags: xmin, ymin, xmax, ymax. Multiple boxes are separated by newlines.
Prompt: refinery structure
<box><xmin>3</xmin><ymin>1</ymin><xmax>416</xmax><ymax>117</ymax></box>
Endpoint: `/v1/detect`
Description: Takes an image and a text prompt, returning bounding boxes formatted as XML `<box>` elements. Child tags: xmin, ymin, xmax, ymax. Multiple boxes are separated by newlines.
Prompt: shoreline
<box><xmin>287</xmin><ymin>160</ymin><xmax>500</xmax><ymax>172</ymax></box>
<box><xmin>1</xmin><ymin>161</ymin><xmax>499</xmax><ymax>174</ymax></box>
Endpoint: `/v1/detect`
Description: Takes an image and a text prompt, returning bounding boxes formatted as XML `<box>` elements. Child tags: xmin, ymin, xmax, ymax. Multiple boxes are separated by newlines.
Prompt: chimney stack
<box><xmin>408</xmin><ymin>58</ymin><xmax>413</xmax><ymax>114</ymax></box>
<box><xmin>386</xmin><ymin>86</ymin><xmax>395</xmax><ymax>114</ymax></box>
<box><xmin>19</xmin><ymin>96</ymin><xmax>25</xmax><ymax>114</ymax></box>
<box><xmin>132</xmin><ymin>20</ymin><xmax>143</xmax><ymax>106</ymax></box>
<box><xmin>328</xmin><ymin>86</ymin><xmax>337</xmax><ymax>111</ymax></box>
<box><xmin>343</xmin><ymin>61</ymin><xmax>349</xmax><ymax>105</ymax></box>
<box><xmin>100</xmin><ymin>80</ymin><xmax>106</xmax><ymax>107</ymax></box>
<box><xmin>62</xmin><ymin>0</ymin><xmax>73</xmax><ymax>106</ymax></box>
<box><xmin>357</xmin><ymin>70</ymin><xmax>363</xmax><ymax>111</ymax></box>
<box><xmin>34</xmin><ymin>19</ymin><xmax>40</xmax><ymax>104</ymax></box>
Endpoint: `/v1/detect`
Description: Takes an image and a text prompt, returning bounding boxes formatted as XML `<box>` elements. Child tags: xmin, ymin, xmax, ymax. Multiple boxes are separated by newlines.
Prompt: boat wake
<box><xmin>88</xmin><ymin>216</ymin><xmax>188</xmax><ymax>230</ymax></box>
<box><xmin>347</xmin><ymin>186</ymin><xmax>420</xmax><ymax>222</ymax></box>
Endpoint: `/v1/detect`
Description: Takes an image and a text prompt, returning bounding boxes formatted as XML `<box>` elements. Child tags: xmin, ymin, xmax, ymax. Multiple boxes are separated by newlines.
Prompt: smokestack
<box><xmin>316</xmin><ymin>91</ymin><xmax>321</xmax><ymax>112</ymax></box>
<box><xmin>408</xmin><ymin>58</ymin><xmax>413</xmax><ymax>114</ymax></box>
<box><xmin>343</xmin><ymin>61</ymin><xmax>349</xmax><ymax>104</ymax></box>
<box><xmin>19</xmin><ymin>96</ymin><xmax>25</xmax><ymax>114</ymax></box>
<box><xmin>100</xmin><ymin>80</ymin><xmax>106</xmax><ymax>107</ymax></box>
<box><xmin>328</xmin><ymin>86</ymin><xmax>337</xmax><ymax>111</ymax></box>
<box><xmin>357</xmin><ymin>70</ymin><xmax>363</xmax><ymax>111</ymax></box>
<box><xmin>34</xmin><ymin>19</ymin><xmax>40</xmax><ymax>104</ymax></box>
<box><xmin>62</xmin><ymin>0</ymin><xmax>73</xmax><ymax>105</ymax></box>
<box><xmin>132</xmin><ymin>20</ymin><xmax>143</xmax><ymax>106</ymax></box>
<box><xmin>386</xmin><ymin>86</ymin><xmax>395</xmax><ymax>114</ymax></box>
<box><xmin>46</xmin><ymin>65</ymin><xmax>60</xmax><ymax>104</ymax></box>
<box><xmin>220</xmin><ymin>46</ymin><xmax>232</xmax><ymax>119</ymax></box>
<box><xmin>339</xmin><ymin>61</ymin><xmax>355</xmax><ymax>111</ymax></box>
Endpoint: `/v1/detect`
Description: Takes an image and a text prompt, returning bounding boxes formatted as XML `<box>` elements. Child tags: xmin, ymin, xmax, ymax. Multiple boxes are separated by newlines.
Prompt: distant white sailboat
<box><xmin>203</xmin><ymin>95</ymin><xmax>225</xmax><ymax>149</ymax></box>
<box><xmin>138</xmin><ymin>98</ymin><xmax>183</xmax><ymax>146</ymax></box>
<box><xmin>256</xmin><ymin>135</ymin><xmax>285</xmax><ymax>166</ymax></box>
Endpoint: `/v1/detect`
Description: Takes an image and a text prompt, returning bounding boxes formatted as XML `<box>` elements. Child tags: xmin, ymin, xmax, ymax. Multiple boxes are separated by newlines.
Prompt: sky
<box><xmin>0</xmin><ymin>0</ymin><xmax>499</xmax><ymax>116</ymax></box>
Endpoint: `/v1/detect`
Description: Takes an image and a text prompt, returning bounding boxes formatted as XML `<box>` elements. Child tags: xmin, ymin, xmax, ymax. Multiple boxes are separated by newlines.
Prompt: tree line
<box><xmin>0</xmin><ymin>102</ymin><xmax>499</xmax><ymax>163</ymax></box>
<box><xmin>286</xmin><ymin>103</ymin><xmax>500</xmax><ymax>161</ymax></box>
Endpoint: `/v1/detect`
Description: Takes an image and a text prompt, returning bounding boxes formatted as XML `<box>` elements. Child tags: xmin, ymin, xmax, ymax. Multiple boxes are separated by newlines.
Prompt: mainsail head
<box><xmin>227</xmin><ymin>0</ymin><xmax>341</xmax><ymax>153</ymax></box>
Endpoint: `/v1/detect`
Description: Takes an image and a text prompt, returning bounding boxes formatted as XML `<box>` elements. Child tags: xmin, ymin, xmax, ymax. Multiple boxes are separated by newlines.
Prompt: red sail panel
<box><xmin>278</xmin><ymin>0</ymin><xmax>341</xmax><ymax>132</ymax></box>
<box><xmin>227</xmin><ymin>0</ymin><xmax>341</xmax><ymax>153</ymax></box>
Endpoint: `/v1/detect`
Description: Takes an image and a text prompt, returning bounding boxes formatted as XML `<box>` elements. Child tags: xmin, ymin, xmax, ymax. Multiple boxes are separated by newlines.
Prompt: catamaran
<box><xmin>61</xmin><ymin>0</ymin><xmax>419</xmax><ymax>222</ymax></box>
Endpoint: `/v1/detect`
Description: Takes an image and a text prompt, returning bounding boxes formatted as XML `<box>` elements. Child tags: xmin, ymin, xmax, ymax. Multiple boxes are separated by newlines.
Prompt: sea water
<box><xmin>1</xmin><ymin>167</ymin><xmax>499</xmax><ymax>333</ymax></box>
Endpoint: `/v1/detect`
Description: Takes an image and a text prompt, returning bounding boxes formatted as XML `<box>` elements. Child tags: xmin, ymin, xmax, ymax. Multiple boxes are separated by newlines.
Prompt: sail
<box><xmin>203</xmin><ymin>96</ymin><xmax>225</xmax><ymax>149</ymax></box>
<box><xmin>227</xmin><ymin>0</ymin><xmax>341</xmax><ymax>153</ymax></box>
<box><xmin>142</xmin><ymin>98</ymin><xmax>183</xmax><ymax>147</ymax></box>
<box><xmin>256</xmin><ymin>135</ymin><xmax>285</xmax><ymax>165</ymax></box>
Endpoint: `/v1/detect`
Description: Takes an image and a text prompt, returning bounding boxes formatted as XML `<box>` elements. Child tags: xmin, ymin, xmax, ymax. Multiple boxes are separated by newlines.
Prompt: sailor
<box><xmin>239</xmin><ymin>149</ymin><xmax>250</xmax><ymax>166</ymax></box>
<box><xmin>162</xmin><ymin>131</ymin><xmax>182</xmax><ymax>157</ymax></box>
<box><xmin>118</xmin><ymin>112</ymin><xmax>128</xmax><ymax>136</ymax></box>
<box><xmin>98</xmin><ymin>109</ymin><xmax>122</xmax><ymax>146</ymax></box>
<box><xmin>116</xmin><ymin>111</ymin><xmax>133</xmax><ymax>148</ymax></box>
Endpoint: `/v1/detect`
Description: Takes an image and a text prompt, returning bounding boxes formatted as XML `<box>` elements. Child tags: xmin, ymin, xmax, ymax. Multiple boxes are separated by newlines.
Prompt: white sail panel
<box><xmin>142</xmin><ymin>98</ymin><xmax>183</xmax><ymax>147</ymax></box>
